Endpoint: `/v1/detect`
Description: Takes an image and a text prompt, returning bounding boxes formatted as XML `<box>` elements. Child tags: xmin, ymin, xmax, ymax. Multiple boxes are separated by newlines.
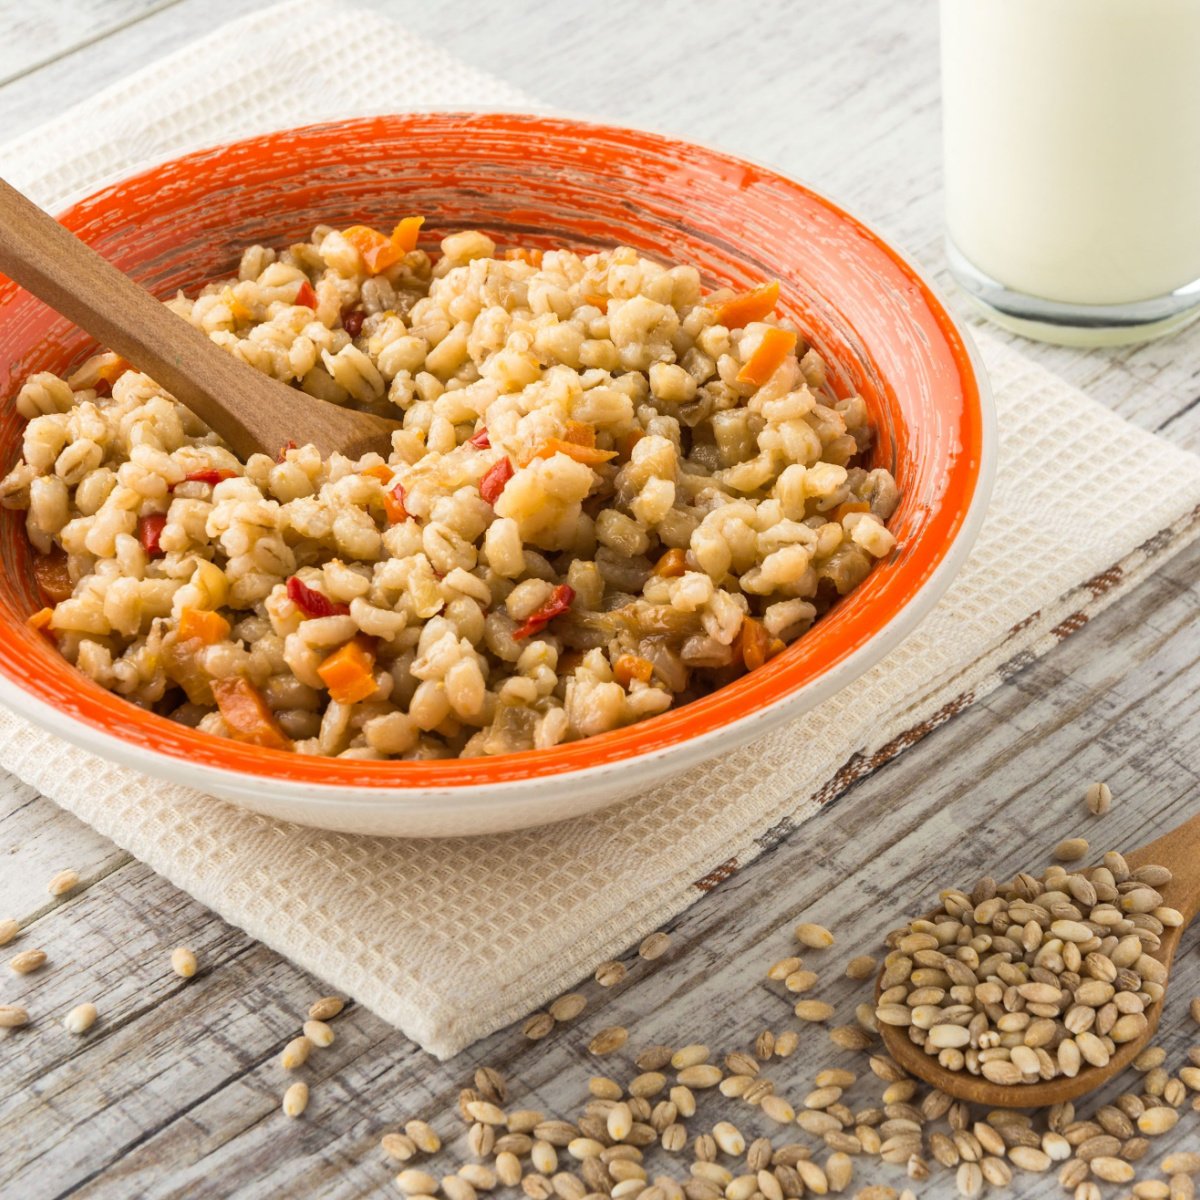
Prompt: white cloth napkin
<box><xmin>2</xmin><ymin>0</ymin><xmax>1199</xmax><ymax>1059</ymax></box>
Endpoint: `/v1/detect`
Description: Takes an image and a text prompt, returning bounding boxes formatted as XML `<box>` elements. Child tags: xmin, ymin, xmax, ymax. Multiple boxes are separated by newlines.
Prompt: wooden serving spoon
<box><xmin>0</xmin><ymin>177</ymin><xmax>399</xmax><ymax>461</ymax></box>
<box><xmin>877</xmin><ymin>810</ymin><xmax>1200</xmax><ymax>1108</ymax></box>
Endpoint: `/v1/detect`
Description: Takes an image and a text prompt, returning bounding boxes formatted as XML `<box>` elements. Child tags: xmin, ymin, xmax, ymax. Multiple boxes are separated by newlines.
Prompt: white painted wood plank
<box><xmin>0</xmin><ymin>779</ymin><xmax>128</xmax><ymax>918</ymax></box>
<box><xmin>0</xmin><ymin>0</ymin><xmax>179</xmax><ymax>86</ymax></box>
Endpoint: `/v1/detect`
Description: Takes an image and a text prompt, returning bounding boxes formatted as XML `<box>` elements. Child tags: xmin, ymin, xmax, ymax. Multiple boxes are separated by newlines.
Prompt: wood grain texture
<box><xmin>0</xmin><ymin>1</ymin><xmax>1198</xmax><ymax>1196</ymax></box>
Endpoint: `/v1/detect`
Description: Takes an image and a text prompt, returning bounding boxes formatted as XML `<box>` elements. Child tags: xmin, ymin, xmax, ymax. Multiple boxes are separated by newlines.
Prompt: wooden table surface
<box><xmin>2</xmin><ymin>2</ymin><xmax>1198</xmax><ymax>1197</ymax></box>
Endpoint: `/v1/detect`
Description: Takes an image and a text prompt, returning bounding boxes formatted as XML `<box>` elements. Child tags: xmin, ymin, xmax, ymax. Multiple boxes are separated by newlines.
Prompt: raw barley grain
<box><xmin>281</xmin><ymin>1036</ymin><xmax>312</xmax><ymax>1070</ymax></box>
<box><xmin>9</xmin><ymin>948</ymin><xmax>46</xmax><ymax>974</ymax></box>
<box><xmin>47</xmin><ymin>869</ymin><xmax>79</xmax><ymax>897</ymax></box>
<box><xmin>794</xmin><ymin>924</ymin><xmax>835</xmax><ymax>950</ymax></box>
<box><xmin>282</xmin><ymin>1081</ymin><xmax>308</xmax><ymax>1118</ymax></box>
<box><xmin>551</xmin><ymin>995</ymin><xmax>588</xmax><ymax>1023</ymax></box>
<box><xmin>304</xmin><ymin>1019</ymin><xmax>335</xmax><ymax>1047</ymax></box>
<box><xmin>596</xmin><ymin>962</ymin><xmax>627</xmax><ymax>988</ymax></box>
<box><xmin>63</xmin><ymin>1002</ymin><xmax>97</xmax><ymax>1035</ymax></box>
<box><xmin>170</xmin><ymin>947</ymin><xmax>197</xmax><ymax>978</ymax></box>
<box><xmin>845</xmin><ymin>956</ymin><xmax>876</xmax><ymax>981</ymax></box>
<box><xmin>1054</xmin><ymin>838</ymin><xmax>1089</xmax><ymax>862</ymax></box>
<box><xmin>397</xmin><ymin>1170</ymin><xmax>440</xmax><ymax>1195</ymax></box>
<box><xmin>0</xmin><ymin>1004</ymin><xmax>29</xmax><ymax>1028</ymax></box>
<box><xmin>525</xmin><ymin>1012</ymin><xmax>556</xmax><ymax>1040</ymax></box>
<box><xmin>382</xmin><ymin>1133</ymin><xmax>418</xmax><ymax>1162</ymax></box>
<box><xmin>639</xmin><ymin>933</ymin><xmax>671</xmax><ymax>961</ymax></box>
<box><xmin>1090</xmin><ymin>1157</ymin><xmax>1135</xmax><ymax>1183</ymax></box>
<box><xmin>309</xmin><ymin>996</ymin><xmax>345</xmax><ymax>1021</ymax></box>
<box><xmin>408</xmin><ymin>1121</ymin><xmax>443</xmax><ymax>1153</ymax></box>
<box><xmin>589</xmin><ymin>1027</ymin><xmax>629</xmax><ymax>1056</ymax></box>
<box><xmin>794</xmin><ymin>1000</ymin><xmax>834</xmax><ymax>1023</ymax></box>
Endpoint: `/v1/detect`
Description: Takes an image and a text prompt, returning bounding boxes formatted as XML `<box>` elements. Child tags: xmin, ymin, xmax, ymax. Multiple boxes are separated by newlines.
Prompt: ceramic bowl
<box><xmin>0</xmin><ymin>113</ymin><xmax>994</xmax><ymax>836</ymax></box>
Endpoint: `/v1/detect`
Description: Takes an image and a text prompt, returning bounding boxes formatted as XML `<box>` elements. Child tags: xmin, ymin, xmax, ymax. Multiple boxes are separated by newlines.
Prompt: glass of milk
<box><xmin>940</xmin><ymin>0</ymin><xmax>1200</xmax><ymax>346</ymax></box>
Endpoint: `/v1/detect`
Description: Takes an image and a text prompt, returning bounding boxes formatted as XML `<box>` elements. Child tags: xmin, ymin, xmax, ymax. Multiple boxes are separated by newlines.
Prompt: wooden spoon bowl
<box><xmin>877</xmin><ymin>810</ymin><xmax>1200</xmax><ymax>1108</ymax></box>
<box><xmin>0</xmin><ymin>176</ymin><xmax>398</xmax><ymax>461</ymax></box>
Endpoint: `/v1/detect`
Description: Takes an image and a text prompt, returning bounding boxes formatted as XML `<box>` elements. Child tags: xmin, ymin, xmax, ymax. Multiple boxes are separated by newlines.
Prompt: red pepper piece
<box><xmin>277</xmin><ymin>439</ymin><xmax>298</xmax><ymax>462</ymax></box>
<box><xmin>383</xmin><ymin>482</ymin><xmax>409</xmax><ymax>524</ymax></box>
<box><xmin>480</xmin><ymin>457</ymin><xmax>514</xmax><ymax>505</ymax></box>
<box><xmin>286</xmin><ymin>575</ymin><xmax>350</xmax><ymax>618</ymax></box>
<box><xmin>138</xmin><ymin>513</ymin><xmax>167</xmax><ymax>558</ymax></box>
<box><xmin>294</xmin><ymin>280</ymin><xmax>318</xmax><ymax>308</ymax></box>
<box><xmin>512</xmin><ymin>584</ymin><xmax>576</xmax><ymax>641</ymax></box>
<box><xmin>182</xmin><ymin>468</ymin><xmax>237</xmax><ymax>486</ymax></box>
<box><xmin>468</xmin><ymin>427</ymin><xmax>491</xmax><ymax>449</ymax></box>
<box><xmin>342</xmin><ymin>308</ymin><xmax>366</xmax><ymax>337</ymax></box>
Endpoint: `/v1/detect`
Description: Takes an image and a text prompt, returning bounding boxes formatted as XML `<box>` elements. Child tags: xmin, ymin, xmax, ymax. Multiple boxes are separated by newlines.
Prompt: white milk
<box><xmin>941</xmin><ymin>0</ymin><xmax>1200</xmax><ymax>308</ymax></box>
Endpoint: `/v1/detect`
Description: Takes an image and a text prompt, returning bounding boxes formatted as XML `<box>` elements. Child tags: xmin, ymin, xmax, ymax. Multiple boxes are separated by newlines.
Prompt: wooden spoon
<box><xmin>877</xmin><ymin>809</ymin><xmax>1200</xmax><ymax>1108</ymax></box>
<box><xmin>0</xmin><ymin>176</ymin><xmax>398</xmax><ymax>461</ymax></box>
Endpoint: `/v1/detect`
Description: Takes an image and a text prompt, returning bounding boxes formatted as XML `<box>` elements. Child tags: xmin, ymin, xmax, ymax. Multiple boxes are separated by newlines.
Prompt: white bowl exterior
<box><xmin>0</xmin><ymin>121</ymin><xmax>997</xmax><ymax>837</ymax></box>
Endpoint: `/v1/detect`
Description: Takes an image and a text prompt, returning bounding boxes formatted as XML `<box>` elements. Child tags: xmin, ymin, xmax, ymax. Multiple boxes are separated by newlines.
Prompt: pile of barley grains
<box><xmin>875</xmin><ymin>853</ymin><xmax>1181</xmax><ymax>1086</ymax></box>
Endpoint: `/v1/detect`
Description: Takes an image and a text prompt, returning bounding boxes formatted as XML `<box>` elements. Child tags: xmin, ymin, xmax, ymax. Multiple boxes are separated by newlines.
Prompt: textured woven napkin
<box><xmin>3</xmin><ymin>0</ymin><xmax>1200</xmax><ymax>1059</ymax></box>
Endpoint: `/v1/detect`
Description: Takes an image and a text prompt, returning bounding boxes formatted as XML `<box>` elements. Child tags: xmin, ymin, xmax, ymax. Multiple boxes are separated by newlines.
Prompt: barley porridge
<box><xmin>0</xmin><ymin>220</ymin><xmax>899</xmax><ymax>759</ymax></box>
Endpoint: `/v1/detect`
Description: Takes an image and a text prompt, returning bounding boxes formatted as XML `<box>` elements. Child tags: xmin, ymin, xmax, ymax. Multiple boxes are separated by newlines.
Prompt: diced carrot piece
<box><xmin>342</xmin><ymin>224</ymin><xmax>388</xmax><ymax>258</ymax></box>
<box><xmin>27</xmin><ymin>607</ymin><xmax>55</xmax><ymax>637</ymax></box>
<box><xmin>613</xmin><ymin>653</ymin><xmax>655</xmax><ymax>688</ymax></box>
<box><xmin>502</xmin><ymin>247</ymin><xmax>543</xmax><ymax>266</ymax></box>
<box><xmin>383</xmin><ymin>482</ymin><xmax>409</xmax><ymax>524</ymax></box>
<box><xmin>178</xmin><ymin>607</ymin><xmax>231</xmax><ymax>645</ymax></box>
<box><xmin>738</xmin><ymin>615</ymin><xmax>771</xmax><ymax>672</ymax></box>
<box><xmin>736</xmin><ymin>326</ymin><xmax>797</xmax><ymax>388</ymax></box>
<box><xmin>390</xmin><ymin>216</ymin><xmax>425</xmax><ymax>254</ymax></box>
<box><xmin>93</xmin><ymin>353</ymin><xmax>130</xmax><ymax>385</ymax></box>
<box><xmin>211</xmin><ymin>676</ymin><xmax>292</xmax><ymax>751</ymax></box>
<box><xmin>530</xmin><ymin>438</ymin><xmax>617</xmax><ymax>466</ymax></box>
<box><xmin>480</xmin><ymin>457</ymin><xmax>514</xmax><ymax>505</ymax></box>
<box><xmin>652</xmin><ymin>547</ymin><xmax>688</xmax><ymax>578</ymax></box>
<box><xmin>831</xmin><ymin>500</ymin><xmax>870</xmax><ymax>523</ymax></box>
<box><xmin>317</xmin><ymin>636</ymin><xmax>378</xmax><ymax>705</ymax></box>
<box><xmin>582</xmin><ymin>293</ymin><xmax>609</xmax><ymax>312</ymax></box>
<box><xmin>294</xmin><ymin>280</ymin><xmax>318</xmax><ymax>308</ymax></box>
<box><xmin>33</xmin><ymin>550</ymin><xmax>73</xmax><ymax>603</ymax></box>
<box><xmin>715</xmin><ymin>280</ymin><xmax>780</xmax><ymax>329</ymax></box>
<box><xmin>361</xmin><ymin>463</ymin><xmax>393</xmax><ymax>482</ymax></box>
<box><xmin>562</xmin><ymin>421</ymin><xmax>596</xmax><ymax>448</ymax></box>
<box><xmin>362</xmin><ymin>241</ymin><xmax>404</xmax><ymax>274</ymax></box>
<box><xmin>344</xmin><ymin>218</ymin><xmax>424</xmax><ymax>274</ymax></box>
<box><xmin>617</xmin><ymin>428</ymin><xmax>645</xmax><ymax>460</ymax></box>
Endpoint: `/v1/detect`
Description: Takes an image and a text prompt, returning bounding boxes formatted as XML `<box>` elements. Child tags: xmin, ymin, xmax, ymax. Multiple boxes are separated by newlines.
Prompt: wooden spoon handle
<box><xmin>1126</xmin><ymin>807</ymin><xmax>1200</xmax><ymax>924</ymax></box>
<box><xmin>0</xmin><ymin>175</ymin><xmax>292</xmax><ymax>457</ymax></box>
<box><xmin>0</xmin><ymin>176</ymin><xmax>409</xmax><ymax>462</ymax></box>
